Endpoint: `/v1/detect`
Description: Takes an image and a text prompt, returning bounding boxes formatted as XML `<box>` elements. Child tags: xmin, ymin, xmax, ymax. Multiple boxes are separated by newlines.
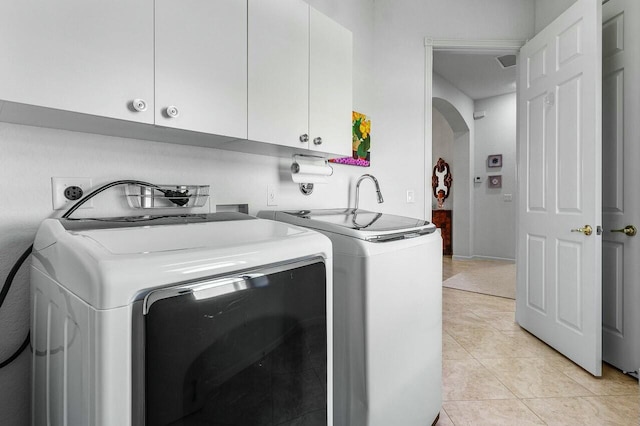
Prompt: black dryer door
<box><xmin>142</xmin><ymin>259</ymin><xmax>328</xmax><ymax>426</ymax></box>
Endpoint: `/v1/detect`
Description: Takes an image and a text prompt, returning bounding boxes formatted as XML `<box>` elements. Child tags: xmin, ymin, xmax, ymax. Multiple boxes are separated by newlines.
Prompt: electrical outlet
<box><xmin>406</xmin><ymin>190</ymin><xmax>415</xmax><ymax>203</ymax></box>
<box><xmin>52</xmin><ymin>177</ymin><xmax>93</xmax><ymax>210</ymax></box>
<box><xmin>267</xmin><ymin>184</ymin><xmax>278</xmax><ymax>206</ymax></box>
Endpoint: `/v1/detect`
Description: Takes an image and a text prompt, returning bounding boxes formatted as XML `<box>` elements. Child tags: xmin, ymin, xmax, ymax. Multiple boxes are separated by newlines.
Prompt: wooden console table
<box><xmin>432</xmin><ymin>209</ymin><xmax>452</xmax><ymax>255</ymax></box>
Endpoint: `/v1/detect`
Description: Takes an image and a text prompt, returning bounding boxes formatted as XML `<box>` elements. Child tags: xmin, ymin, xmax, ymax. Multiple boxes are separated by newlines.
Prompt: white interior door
<box><xmin>602</xmin><ymin>0</ymin><xmax>640</xmax><ymax>375</ymax></box>
<box><xmin>516</xmin><ymin>0</ymin><xmax>603</xmax><ymax>376</ymax></box>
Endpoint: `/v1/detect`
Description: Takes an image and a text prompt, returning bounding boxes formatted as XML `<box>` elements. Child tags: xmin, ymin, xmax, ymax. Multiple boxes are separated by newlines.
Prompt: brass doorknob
<box><xmin>610</xmin><ymin>225</ymin><xmax>637</xmax><ymax>237</ymax></box>
<box><xmin>571</xmin><ymin>225</ymin><xmax>593</xmax><ymax>236</ymax></box>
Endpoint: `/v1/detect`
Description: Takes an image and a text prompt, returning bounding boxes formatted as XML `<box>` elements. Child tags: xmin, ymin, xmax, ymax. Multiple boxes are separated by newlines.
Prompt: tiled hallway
<box><xmin>437</xmin><ymin>260</ymin><xmax>639</xmax><ymax>425</ymax></box>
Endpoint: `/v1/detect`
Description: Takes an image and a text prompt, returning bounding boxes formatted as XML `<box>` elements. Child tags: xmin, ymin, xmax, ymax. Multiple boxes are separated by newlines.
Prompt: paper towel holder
<box><xmin>291</xmin><ymin>154</ymin><xmax>332</xmax><ymax>196</ymax></box>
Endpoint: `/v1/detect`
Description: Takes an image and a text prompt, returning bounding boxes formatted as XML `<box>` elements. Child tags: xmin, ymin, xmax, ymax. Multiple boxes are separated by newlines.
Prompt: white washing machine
<box><xmin>258</xmin><ymin>209</ymin><xmax>442</xmax><ymax>426</ymax></box>
<box><xmin>30</xmin><ymin>213</ymin><xmax>333</xmax><ymax>426</ymax></box>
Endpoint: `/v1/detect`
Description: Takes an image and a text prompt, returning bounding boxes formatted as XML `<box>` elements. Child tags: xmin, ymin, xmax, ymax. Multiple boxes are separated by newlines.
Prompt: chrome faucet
<box><xmin>355</xmin><ymin>174</ymin><xmax>384</xmax><ymax>210</ymax></box>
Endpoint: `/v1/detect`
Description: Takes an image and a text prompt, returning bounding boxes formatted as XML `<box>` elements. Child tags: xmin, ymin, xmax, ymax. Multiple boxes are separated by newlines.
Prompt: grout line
<box><xmin>440</xmin><ymin>405</ymin><xmax>453</xmax><ymax>425</ymax></box>
<box><xmin>518</xmin><ymin>398</ymin><xmax>549</xmax><ymax>425</ymax></box>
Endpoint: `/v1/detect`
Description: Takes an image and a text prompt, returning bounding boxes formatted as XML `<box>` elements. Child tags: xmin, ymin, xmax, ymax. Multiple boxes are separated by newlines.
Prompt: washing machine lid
<box><xmin>274</xmin><ymin>209</ymin><xmax>436</xmax><ymax>242</ymax></box>
<box><xmin>31</xmin><ymin>213</ymin><xmax>332</xmax><ymax>309</ymax></box>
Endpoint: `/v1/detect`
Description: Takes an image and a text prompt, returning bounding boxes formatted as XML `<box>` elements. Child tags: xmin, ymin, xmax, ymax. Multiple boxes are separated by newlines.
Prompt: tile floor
<box><xmin>442</xmin><ymin>256</ymin><xmax>514</xmax><ymax>282</ymax></box>
<box><xmin>437</xmin><ymin>259</ymin><xmax>639</xmax><ymax>425</ymax></box>
<box><xmin>442</xmin><ymin>257</ymin><xmax>516</xmax><ymax>299</ymax></box>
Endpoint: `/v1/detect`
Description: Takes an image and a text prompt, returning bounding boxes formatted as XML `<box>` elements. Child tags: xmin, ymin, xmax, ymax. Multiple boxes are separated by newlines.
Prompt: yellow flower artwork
<box><xmin>330</xmin><ymin>111</ymin><xmax>371</xmax><ymax>167</ymax></box>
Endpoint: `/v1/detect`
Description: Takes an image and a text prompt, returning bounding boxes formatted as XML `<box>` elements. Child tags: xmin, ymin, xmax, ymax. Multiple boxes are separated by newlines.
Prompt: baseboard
<box><xmin>451</xmin><ymin>255</ymin><xmax>474</xmax><ymax>261</ymax></box>
<box><xmin>451</xmin><ymin>255</ymin><xmax>515</xmax><ymax>263</ymax></box>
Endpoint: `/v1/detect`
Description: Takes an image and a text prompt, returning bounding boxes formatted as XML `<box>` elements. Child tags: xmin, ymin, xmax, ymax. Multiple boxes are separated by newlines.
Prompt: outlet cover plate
<box><xmin>52</xmin><ymin>177</ymin><xmax>93</xmax><ymax>210</ymax></box>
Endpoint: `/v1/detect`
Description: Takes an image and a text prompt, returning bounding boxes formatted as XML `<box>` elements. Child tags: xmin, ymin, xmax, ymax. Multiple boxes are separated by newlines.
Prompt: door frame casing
<box><xmin>424</xmin><ymin>38</ymin><xmax>525</xmax><ymax>259</ymax></box>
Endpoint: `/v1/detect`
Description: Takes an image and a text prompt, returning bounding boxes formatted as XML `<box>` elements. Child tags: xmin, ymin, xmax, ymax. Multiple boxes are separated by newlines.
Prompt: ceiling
<box><xmin>433</xmin><ymin>51</ymin><xmax>517</xmax><ymax>100</ymax></box>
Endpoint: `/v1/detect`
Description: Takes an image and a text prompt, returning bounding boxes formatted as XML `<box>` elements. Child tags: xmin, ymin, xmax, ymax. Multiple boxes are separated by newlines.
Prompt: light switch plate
<box><xmin>406</xmin><ymin>190</ymin><xmax>415</xmax><ymax>203</ymax></box>
<box><xmin>267</xmin><ymin>184</ymin><xmax>278</xmax><ymax>206</ymax></box>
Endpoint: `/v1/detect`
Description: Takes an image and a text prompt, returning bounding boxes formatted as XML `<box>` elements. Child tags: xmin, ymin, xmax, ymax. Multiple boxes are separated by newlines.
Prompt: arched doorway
<box><xmin>432</xmin><ymin>97</ymin><xmax>470</xmax><ymax>258</ymax></box>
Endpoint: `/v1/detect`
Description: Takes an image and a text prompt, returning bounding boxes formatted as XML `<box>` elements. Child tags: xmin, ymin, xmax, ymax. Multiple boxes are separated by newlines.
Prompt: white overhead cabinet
<box><xmin>0</xmin><ymin>0</ymin><xmax>154</xmax><ymax>124</ymax></box>
<box><xmin>308</xmin><ymin>8</ymin><xmax>353</xmax><ymax>156</ymax></box>
<box><xmin>0</xmin><ymin>0</ymin><xmax>247</xmax><ymax>139</ymax></box>
<box><xmin>248</xmin><ymin>1</ymin><xmax>352</xmax><ymax>156</ymax></box>
<box><xmin>0</xmin><ymin>0</ymin><xmax>351</xmax><ymax>156</ymax></box>
<box><xmin>155</xmin><ymin>0</ymin><xmax>247</xmax><ymax>138</ymax></box>
<box><xmin>248</xmin><ymin>0</ymin><xmax>309</xmax><ymax>149</ymax></box>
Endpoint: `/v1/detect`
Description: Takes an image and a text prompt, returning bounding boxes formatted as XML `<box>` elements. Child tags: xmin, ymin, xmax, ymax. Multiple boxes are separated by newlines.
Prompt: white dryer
<box><xmin>30</xmin><ymin>213</ymin><xmax>333</xmax><ymax>426</ymax></box>
<box><xmin>258</xmin><ymin>209</ymin><xmax>442</xmax><ymax>426</ymax></box>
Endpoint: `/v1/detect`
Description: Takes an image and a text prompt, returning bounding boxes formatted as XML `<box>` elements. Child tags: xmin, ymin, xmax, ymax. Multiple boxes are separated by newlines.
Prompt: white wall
<box><xmin>0</xmin><ymin>2</ymin><xmax>376</xmax><ymax>424</ymax></box>
<box><xmin>373</xmin><ymin>0</ymin><xmax>535</xmax><ymax>256</ymax></box>
<box><xmin>431</xmin><ymin>107</ymin><xmax>454</xmax><ymax>210</ymax></box>
<box><xmin>473</xmin><ymin>93</ymin><xmax>517</xmax><ymax>260</ymax></box>
<box><xmin>534</xmin><ymin>0</ymin><xmax>577</xmax><ymax>34</ymax></box>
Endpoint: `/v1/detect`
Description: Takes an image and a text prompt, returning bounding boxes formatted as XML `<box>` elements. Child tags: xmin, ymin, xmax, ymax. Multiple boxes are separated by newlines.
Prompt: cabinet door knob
<box><xmin>313</xmin><ymin>137</ymin><xmax>323</xmax><ymax>145</ymax></box>
<box><xmin>299</xmin><ymin>134</ymin><xmax>309</xmax><ymax>143</ymax></box>
<box><xmin>165</xmin><ymin>106</ymin><xmax>180</xmax><ymax>118</ymax></box>
<box><xmin>132</xmin><ymin>99</ymin><xmax>147</xmax><ymax>112</ymax></box>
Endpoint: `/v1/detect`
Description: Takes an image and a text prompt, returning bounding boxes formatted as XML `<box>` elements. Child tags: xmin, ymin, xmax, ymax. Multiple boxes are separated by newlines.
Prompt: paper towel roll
<box><xmin>291</xmin><ymin>162</ymin><xmax>334</xmax><ymax>176</ymax></box>
<box><xmin>290</xmin><ymin>159</ymin><xmax>333</xmax><ymax>184</ymax></box>
<box><xmin>292</xmin><ymin>173</ymin><xmax>329</xmax><ymax>184</ymax></box>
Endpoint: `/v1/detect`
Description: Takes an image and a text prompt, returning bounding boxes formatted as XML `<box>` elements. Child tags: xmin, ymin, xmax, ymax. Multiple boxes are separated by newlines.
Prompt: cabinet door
<box><xmin>248</xmin><ymin>0</ymin><xmax>309</xmax><ymax>148</ymax></box>
<box><xmin>309</xmin><ymin>8</ymin><xmax>352</xmax><ymax>156</ymax></box>
<box><xmin>155</xmin><ymin>0</ymin><xmax>247</xmax><ymax>138</ymax></box>
<box><xmin>0</xmin><ymin>0</ymin><xmax>154</xmax><ymax>124</ymax></box>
